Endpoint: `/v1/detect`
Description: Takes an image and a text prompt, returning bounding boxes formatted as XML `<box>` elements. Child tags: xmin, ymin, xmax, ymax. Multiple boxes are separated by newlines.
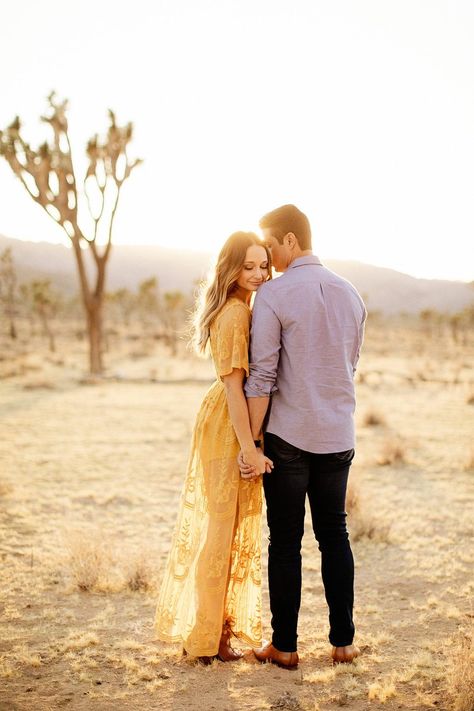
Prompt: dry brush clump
<box><xmin>377</xmin><ymin>436</ymin><xmax>406</xmax><ymax>466</ymax></box>
<box><xmin>463</xmin><ymin>449</ymin><xmax>474</xmax><ymax>473</ymax></box>
<box><xmin>367</xmin><ymin>674</ymin><xmax>397</xmax><ymax>703</ymax></box>
<box><xmin>270</xmin><ymin>691</ymin><xmax>305</xmax><ymax>710</ymax></box>
<box><xmin>363</xmin><ymin>409</ymin><xmax>386</xmax><ymax>427</ymax></box>
<box><xmin>63</xmin><ymin>530</ymin><xmax>118</xmax><ymax>592</ymax></box>
<box><xmin>123</xmin><ymin>551</ymin><xmax>156</xmax><ymax>592</ymax></box>
<box><xmin>444</xmin><ymin>621</ymin><xmax>474</xmax><ymax>711</ymax></box>
<box><xmin>22</xmin><ymin>378</ymin><xmax>56</xmax><ymax>391</ymax></box>
<box><xmin>0</xmin><ymin>479</ymin><xmax>13</xmax><ymax>496</ymax></box>
<box><xmin>346</xmin><ymin>481</ymin><xmax>390</xmax><ymax>542</ymax></box>
<box><xmin>63</xmin><ymin>530</ymin><xmax>158</xmax><ymax>593</ymax></box>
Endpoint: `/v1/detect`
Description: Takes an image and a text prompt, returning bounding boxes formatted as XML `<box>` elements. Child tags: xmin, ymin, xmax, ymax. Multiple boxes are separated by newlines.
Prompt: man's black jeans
<box><xmin>263</xmin><ymin>432</ymin><xmax>355</xmax><ymax>652</ymax></box>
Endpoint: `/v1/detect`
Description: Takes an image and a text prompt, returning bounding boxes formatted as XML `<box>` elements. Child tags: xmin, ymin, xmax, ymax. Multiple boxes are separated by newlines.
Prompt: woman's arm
<box><xmin>222</xmin><ymin>367</ymin><xmax>267</xmax><ymax>474</ymax></box>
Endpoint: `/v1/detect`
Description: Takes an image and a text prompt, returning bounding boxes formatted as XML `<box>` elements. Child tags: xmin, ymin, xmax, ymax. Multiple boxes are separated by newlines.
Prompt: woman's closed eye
<box><xmin>244</xmin><ymin>263</ymin><xmax>268</xmax><ymax>271</ymax></box>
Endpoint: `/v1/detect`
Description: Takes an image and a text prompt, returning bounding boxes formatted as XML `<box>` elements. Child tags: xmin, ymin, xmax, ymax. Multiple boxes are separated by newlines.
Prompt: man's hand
<box><xmin>237</xmin><ymin>449</ymin><xmax>274</xmax><ymax>480</ymax></box>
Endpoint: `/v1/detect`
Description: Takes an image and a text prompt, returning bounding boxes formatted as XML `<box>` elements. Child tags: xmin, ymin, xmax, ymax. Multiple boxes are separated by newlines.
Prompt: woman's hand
<box><xmin>238</xmin><ymin>449</ymin><xmax>274</xmax><ymax>479</ymax></box>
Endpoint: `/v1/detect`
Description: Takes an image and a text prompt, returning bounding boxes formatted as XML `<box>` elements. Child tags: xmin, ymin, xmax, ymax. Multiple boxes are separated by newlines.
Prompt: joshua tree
<box><xmin>0</xmin><ymin>247</ymin><xmax>18</xmax><ymax>339</ymax></box>
<box><xmin>162</xmin><ymin>290</ymin><xmax>187</xmax><ymax>355</ymax></box>
<box><xmin>0</xmin><ymin>93</ymin><xmax>142</xmax><ymax>373</ymax></box>
<box><xmin>137</xmin><ymin>277</ymin><xmax>160</xmax><ymax>331</ymax></box>
<box><xmin>22</xmin><ymin>279</ymin><xmax>59</xmax><ymax>352</ymax></box>
<box><xmin>106</xmin><ymin>287</ymin><xmax>136</xmax><ymax>328</ymax></box>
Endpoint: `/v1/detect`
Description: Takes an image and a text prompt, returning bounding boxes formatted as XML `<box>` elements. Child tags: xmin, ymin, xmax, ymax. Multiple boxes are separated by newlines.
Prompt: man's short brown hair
<box><xmin>259</xmin><ymin>204</ymin><xmax>312</xmax><ymax>250</ymax></box>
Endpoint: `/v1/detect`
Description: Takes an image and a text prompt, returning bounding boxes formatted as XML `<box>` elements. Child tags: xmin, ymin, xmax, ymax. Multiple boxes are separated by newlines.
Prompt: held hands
<box><xmin>238</xmin><ymin>448</ymin><xmax>274</xmax><ymax>480</ymax></box>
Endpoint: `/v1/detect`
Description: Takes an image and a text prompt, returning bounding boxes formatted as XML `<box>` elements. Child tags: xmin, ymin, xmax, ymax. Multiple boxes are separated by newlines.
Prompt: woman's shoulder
<box><xmin>213</xmin><ymin>298</ymin><xmax>250</xmax><ymax>329</ymax></box>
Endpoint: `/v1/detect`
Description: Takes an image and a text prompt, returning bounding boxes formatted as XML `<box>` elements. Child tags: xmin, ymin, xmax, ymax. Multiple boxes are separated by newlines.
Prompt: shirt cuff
<box><xmin>244</xmin><ymin>379</ymin><xmax>278</xmax><ymax>397</ymax></box>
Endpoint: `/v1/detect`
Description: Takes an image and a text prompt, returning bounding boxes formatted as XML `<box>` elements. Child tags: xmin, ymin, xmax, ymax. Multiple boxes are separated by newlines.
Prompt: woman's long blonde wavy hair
<box><xmin>191</xmin><ymin>231</ymin><xmax>271</xmax><ymax>355</ymax></box>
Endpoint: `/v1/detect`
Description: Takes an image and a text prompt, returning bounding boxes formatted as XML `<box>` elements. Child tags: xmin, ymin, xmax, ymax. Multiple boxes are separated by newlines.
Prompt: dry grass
<box><xmin>0</xmin><ymin>479</ymin><xmax>13</xmax><ymax>496</ymax></box>
<box><xmin>367</xmin><ymin>675</ymin><xmax>397</xmax><ymax>703</ymax></box>
<box><xmin>0</xmin><ymin>323</ymin><xmax>473</xmax><ymax>710</ymax></box>
<box><xmin>22</xmin><ymin>378</ymin><xmax>56</xmax><ymax>390</ymax></box>
<box><xmin>346</xmin><ymin>481</ymin><xmax>391</xmax><ymax>542</ymax></box>
<box><xmin>363</xmin><ymin>409</ymin><xmax>386</xmax><ymax>426</ymax></box>
<box><xmin>270</xmin><ymin>691</ymin><xmax>305</xmax><ymax>710</ymax></box>
<box><xmin>377</xmin><ymin>436</ymin><xmax>406</xmax><ymax>466</ymax></box>
<box><xmin>124</xmin><ymin>551</ymin><xmax>156</xmax><ymax>592</ymax></box>
<box><xmin>0</xmin><ymin>660</ymin><xmax>15</xmax><ymax>679</ymax></box>
<box><xmin>59</xmin><ymin>631</ymin><xmax>100</xmax><ymax>653</ymax></box>
<box><xmin>445</xmin><ymin>621</ymin><xmax>474</xmax><ymax>711</ymax></box>
<box><xmin>62</xmin><ymin>530</ymin><xmax>159</xmax><ymax>594</ymax></box>
<box><xmin>64</xmin><ymin>530</ymin><xmax>117</xmax><ymax>592</ymax></box>
<box><xmin>463</xmin><ymin>449</ymin><xmax>474</xmax><ymax>472</ymax></box>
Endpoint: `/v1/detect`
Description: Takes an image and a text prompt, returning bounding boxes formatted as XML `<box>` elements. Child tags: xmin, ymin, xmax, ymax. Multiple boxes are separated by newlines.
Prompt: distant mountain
<box><xmin>0</xmin><ymin>234</ymin><xmax>472</xmax><ymax>315</ymax></box>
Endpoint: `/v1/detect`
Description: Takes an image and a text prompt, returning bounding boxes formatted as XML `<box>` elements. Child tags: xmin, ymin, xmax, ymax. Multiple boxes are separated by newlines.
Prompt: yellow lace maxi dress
<box><xmin>154</xmin><ymin>297</ymin><xmax>262</xmax><ymax>656</ymax></box>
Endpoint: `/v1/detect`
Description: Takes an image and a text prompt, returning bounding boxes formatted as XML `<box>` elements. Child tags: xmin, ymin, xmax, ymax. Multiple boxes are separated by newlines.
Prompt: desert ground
<box><xmin>0</xmin><ymin>319</ymin><xmax>473</xmax><ymax>711</ymax></box>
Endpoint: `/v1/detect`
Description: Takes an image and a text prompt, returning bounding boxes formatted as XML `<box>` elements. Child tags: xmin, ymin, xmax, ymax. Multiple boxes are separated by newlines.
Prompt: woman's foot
<box><xmin>331</xmin><ymin>644</ymin><xmax>360</xmax><ymax>664</ymax></box>
<box><xmin>217</xmin><ymin>622</ymin><xmax>244</xmax><ymax>662</ymax></box>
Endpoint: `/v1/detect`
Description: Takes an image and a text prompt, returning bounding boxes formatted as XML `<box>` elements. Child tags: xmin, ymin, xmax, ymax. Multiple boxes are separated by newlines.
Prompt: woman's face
<box><xmin>236</xmin><ymin>244</ymin><xmax>269</xmax><ymax>293</ymax></box>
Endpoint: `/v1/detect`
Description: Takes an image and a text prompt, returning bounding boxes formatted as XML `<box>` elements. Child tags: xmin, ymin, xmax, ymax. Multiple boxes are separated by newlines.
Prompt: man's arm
<box><xmin>352</xmin><ymin>305</ymin><xmax>367</xmax><ymax>374</ymax></box>
<box><xmin>244</xmin><ymin>289</ymin><xmax>282</xmax><ymax>439</ymax></box>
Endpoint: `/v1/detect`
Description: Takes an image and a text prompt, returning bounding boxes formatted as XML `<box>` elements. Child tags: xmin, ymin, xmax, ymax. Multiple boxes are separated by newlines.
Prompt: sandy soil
<box><xmin>0</xmin><ymin>327</ymin><xmax>473</xmax><ymax>710</ymax></box>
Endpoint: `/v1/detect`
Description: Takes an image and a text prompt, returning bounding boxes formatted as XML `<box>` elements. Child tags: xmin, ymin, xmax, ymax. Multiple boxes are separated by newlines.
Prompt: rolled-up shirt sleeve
<box><xmin>244</xmin><ymin>290</ymin><xmax>281</xmax><ymax>398</ymax></box>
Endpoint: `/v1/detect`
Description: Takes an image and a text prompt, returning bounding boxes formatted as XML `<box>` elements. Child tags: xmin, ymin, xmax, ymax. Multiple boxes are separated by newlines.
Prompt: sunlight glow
<box><xmin>1</xmin><ymin>0</ymin><xmax>473</xmax><ymax>282</ymax></box>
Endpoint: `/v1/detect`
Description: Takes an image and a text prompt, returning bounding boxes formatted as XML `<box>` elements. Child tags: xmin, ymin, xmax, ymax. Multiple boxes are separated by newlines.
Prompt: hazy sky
<box><xmin>1</xmin><ymin>0</ymin><xmax>473</xmax><ymax>281</ymax></box>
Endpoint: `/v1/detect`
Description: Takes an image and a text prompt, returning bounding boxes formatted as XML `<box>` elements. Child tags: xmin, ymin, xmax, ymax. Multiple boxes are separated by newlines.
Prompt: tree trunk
<box><xmin>9</xmin><ymin>317</ymin><xmax>17</xmax><ymax>340</ymax></box>
<box><xmin>40</xmin><ymin>312</ymin><xmax>56</xmax><ymax>353</ymax></box>
<box><xmin>87</xmin><ymin>302</ymin><xmax>103</xmax><ymax>375</ymax></box>
<box><xmin>71</xmin><ymin>239</ymin><xmax>105</xmax><ymax>375</ymax></box>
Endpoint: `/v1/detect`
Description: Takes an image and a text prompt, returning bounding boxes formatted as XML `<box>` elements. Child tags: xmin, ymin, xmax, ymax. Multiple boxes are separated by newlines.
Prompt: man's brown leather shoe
<box><xmin>253</xmin><ymin>641</ymin><xmax>299</xmax><ymax>669</ymax></box>
<box><xmin>331</xmin><ymin>644</ymin><xmax>360</xmax><ymax>664</ymax></box>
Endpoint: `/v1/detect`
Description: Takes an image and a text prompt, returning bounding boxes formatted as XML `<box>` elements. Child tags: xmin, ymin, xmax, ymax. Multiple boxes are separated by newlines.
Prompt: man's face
<box><xmin>262</xmin><ymin>228</ymin><xmax>289</xmax><ymax>273</ymax></box>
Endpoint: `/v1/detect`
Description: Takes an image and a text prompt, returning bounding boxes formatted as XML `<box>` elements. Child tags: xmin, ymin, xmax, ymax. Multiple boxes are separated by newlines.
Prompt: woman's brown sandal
<box><xmin>217</xmin><ymin>620</ymin><xmax>244</xmax><ymax>662</ymax></box>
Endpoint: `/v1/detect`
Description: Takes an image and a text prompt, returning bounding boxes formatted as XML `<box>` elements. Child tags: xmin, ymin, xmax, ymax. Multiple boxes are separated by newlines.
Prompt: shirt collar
<box><xmin>288</xmin><ymin>255</ymin><xmax>323</xmax><ymax>269</ymax></box>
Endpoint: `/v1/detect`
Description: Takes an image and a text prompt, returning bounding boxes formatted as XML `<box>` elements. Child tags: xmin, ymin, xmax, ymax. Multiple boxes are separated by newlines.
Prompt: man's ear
<box><xmin>285</xmin><ymin>232</ymin><xmax>297</xmax><ymax>250</ymax></box>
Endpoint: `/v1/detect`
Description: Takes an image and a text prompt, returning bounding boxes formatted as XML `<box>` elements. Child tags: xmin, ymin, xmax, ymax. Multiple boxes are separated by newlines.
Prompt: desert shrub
<box><xmin>270</xmin><ymin>691</ymin><xmax>304</xmax><ymax>710</ymax></box>
<box><xmin>368</xmin><ymin>676</ymin><xmax>397</xmax><ymax>703</ymax></box>
<box><xmin>378</xmin><ymin>437</ymin><xmax>405</xmax><ymax>466</ymax></box>
<box><xmin>0</xmin><ymin>480</ymin><xmax>13</xmax><ymax>496</ymax></box>
<box><xmin>444</xmin><ymin>622</ymin><xmax>474</xmax><ymax>711</ymax></box>
<box><xmin>363</xmin><ymin>409</ymin><xmax>386</xmax><ymax>426</ymax></box>
<box><xmin>124</xmin><ymin>552</ymin><xmax>154</xmax><ymax>592</ymax></box>
<box><xmin>23</xmin><ymin>378</ymin><xmax>56</xmax><ymax>390</ymax></box>
<box><xmin>346</xmin><ymin>482</ymin><xmax>390</xmax><ymax>542</ymax></box>
<box><xmin>464</xmin><ymin>450</ymin><xmax>474</xmax><ymax>473</ymax></box>
<box><xmin>64</xmin><ymin>531</ymin><xmax>114</xmax><ymax>592</ymax></box>
<box><xmin>63</xmin><ymin>532</ymin><xmax>158</xmax><ymax>593</ymax></box>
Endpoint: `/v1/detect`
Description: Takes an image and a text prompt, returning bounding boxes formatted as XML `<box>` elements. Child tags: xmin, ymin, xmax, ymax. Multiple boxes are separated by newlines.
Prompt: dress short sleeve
<box><xmin>212</xmin><ymin>301</ymin><xmax>250</xmax><ymax>378</ymax></box>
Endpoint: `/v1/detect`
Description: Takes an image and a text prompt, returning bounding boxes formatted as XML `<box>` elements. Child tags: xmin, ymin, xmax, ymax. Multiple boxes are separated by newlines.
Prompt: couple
<box><xmin>154</xmin><ymin>204</ymin><xmax>367</xmax><ymax>668</ymax></box>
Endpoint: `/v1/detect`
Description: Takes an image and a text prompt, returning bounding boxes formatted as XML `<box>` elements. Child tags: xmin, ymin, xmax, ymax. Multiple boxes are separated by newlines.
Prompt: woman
<box><xmin>154</xmin><ymin>231</ymin><xmax>272</xmax><ymax>662</ymax></box>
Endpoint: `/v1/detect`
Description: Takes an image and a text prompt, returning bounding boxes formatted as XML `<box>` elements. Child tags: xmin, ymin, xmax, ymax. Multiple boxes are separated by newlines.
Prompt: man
<box><xmin>240</xmin><ymin>204</ymin><xmax>366</xmax><ymax>669</ymax></box>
